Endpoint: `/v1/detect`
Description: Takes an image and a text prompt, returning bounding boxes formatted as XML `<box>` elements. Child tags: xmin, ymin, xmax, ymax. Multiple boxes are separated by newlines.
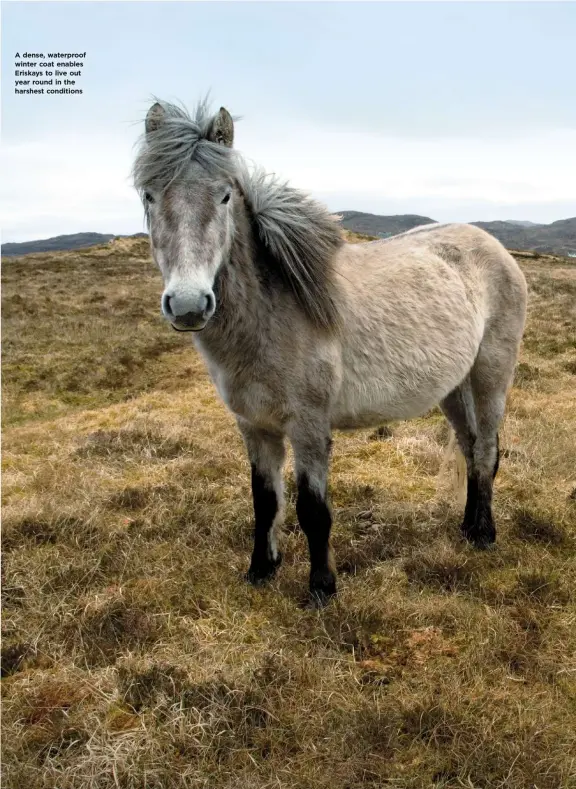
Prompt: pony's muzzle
<box><xmin>162</xmin><ymin>289</ymin><xmax>216</xmax><ymax>332</ymax></box>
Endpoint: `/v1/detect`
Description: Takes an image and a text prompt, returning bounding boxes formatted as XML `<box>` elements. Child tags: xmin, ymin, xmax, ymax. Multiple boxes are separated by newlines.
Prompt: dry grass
<box><xmin>2</xmin><ymin>236</ymin><xmax>576</xmax><ymax>788</ymax></box>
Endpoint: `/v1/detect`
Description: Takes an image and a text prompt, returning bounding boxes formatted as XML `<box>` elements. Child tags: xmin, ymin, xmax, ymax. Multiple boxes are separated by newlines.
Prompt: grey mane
<box><xmin>133</xmin><ymin>99</ymin><xmax>344</xmax><ymax>333</ymax></box>
<box><xmin>237</xmin><ymin>165</ymin><xmax>343</xmax><ymax>332</ymax></box>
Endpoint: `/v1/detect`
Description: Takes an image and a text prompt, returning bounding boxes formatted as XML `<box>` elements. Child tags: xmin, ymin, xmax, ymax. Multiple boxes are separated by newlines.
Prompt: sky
<box><xmin>1</xmin><ymin>0</ymin><xmax>576</xmax><ymax>242</ymax></box>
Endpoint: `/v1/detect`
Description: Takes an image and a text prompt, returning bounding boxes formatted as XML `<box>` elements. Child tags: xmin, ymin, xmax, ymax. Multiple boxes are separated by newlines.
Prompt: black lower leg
<box><xmin>463</xmin><ymin>472</ymin><xmax>479</xmax><ymax>527</ymax></box>
<box><xmin>461</xmin><ymin>473</ymin><xmax>496</xmax><ymax>548</ymax></box>
<box><xmin>296</xmin><ymin>473</ymin><xmax>336</xmax><ymax>603</ymax></box>
<box><xmin>246</xmin><ymin>464</ymin><xmax>282</xmax><ymax>584</ymax></box>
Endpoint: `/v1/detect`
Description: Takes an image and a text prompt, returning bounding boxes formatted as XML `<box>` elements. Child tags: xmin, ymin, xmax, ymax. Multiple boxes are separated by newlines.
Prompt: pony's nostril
<box><xmin>204</xmin><ymin>292</ymin><xmax>215</xmax><ymax>316</ymax></box>
<box><xmin>162</xmin><ymin>292</ymin><xmax>174</xmax><ymax>317</ymax></box>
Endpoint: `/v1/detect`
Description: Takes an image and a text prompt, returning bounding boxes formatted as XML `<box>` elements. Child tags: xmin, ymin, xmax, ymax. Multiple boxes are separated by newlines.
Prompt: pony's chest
<box><xmin>207</xmin><ymin>363</ymin><xmax>286</xmax><ymax>428</ymax></box>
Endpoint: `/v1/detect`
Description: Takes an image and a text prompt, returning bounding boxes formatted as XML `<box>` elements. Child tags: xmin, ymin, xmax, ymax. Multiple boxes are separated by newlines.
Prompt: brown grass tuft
<box><xmin>1</xmin><ymin>642</ymin><xmax>33</xmax><ymax>677</ymax></box>
<box><xmin>403</xmin><ymin>544</ymin><xmax>479</xmax><ymax>593</ymax></box>
<box><xmin>117</xmin><ymin>658</ymin><xmax>189</xmax><ymax>711</ymax></box>
<box><xmin>512</xmin><ymin>507</ymin><xmax>571</xmax><ymax>546</ymax></box>
<box><xmin>69</xmin><ymin>586</ymin><xmax>164</xmax><ymax>666</ymax></box>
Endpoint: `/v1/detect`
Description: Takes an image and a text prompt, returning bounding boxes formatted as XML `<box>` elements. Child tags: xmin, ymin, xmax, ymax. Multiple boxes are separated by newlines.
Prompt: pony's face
<box><xmin>145</xmin><ymin>163</ymin><xmax>235</xmax><ymax>332</ymax></box>
<box><xmin>140</xmin><ymin>104</ymin><xmax>235</xmax><ymax>332</ymax></box>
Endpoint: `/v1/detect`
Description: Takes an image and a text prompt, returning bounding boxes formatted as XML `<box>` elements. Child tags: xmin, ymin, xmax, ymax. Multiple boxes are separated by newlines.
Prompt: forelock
<box><xmin>132</xmin><ymin>98</ymin><xmax>238</xmax><ymax>195</ymax></box>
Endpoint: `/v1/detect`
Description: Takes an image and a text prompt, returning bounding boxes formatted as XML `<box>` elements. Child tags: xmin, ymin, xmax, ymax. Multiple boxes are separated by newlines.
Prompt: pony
<box><xmin>132</xmin><ymin>98</ymin><xmax>527</xmax><ymax>605</ymax></box>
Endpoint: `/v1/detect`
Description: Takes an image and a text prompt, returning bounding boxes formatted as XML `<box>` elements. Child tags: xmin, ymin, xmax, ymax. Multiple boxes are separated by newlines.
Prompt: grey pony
<box><xmin>132</xmin><ymin>98</ymin><xmax>527</xmax><ymax>605</ymax></box>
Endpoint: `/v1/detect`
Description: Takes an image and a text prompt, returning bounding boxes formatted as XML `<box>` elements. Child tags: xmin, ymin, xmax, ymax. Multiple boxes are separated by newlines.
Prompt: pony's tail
<box><xmin>442</xmin><ymin>428</ymin><xmax>468</xmax><ymax>508</ymax></box>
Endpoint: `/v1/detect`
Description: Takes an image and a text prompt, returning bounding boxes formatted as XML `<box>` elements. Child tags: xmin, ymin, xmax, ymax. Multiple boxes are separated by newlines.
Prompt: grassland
<box><xmin>2</xmin><ymin>236</ymin><xmax>576</xmax><ymax>788</ymax></box>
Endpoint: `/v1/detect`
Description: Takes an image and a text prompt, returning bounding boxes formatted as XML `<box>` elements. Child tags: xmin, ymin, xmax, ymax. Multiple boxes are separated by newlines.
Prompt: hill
<box><xmin>337</xmin><ymin>212</ymin><xmax>576</xmax><ymax>257</ymax></box>
<box><xmin>336</xmin><ymin>211</ymin><xmax>436</xmax><ymax>237</ymax></box>
<box><xmin>2</xmin><ymin>236</ymin><xmax>575</xmax><ymax>789</ymax></box>
<box><xmin>473</xmin><ymin>218</ymin><xmax>576</xmax><ymax>257</ymax></box>
<box><xmin>3</xmin><ymin>217</ymin><xmax>576</xmax><ymax>258</ymax></box>
<box><xmin>1</xmin><ymin>232</ymin><xmax>147</xmax><ymax>257</ymax></box>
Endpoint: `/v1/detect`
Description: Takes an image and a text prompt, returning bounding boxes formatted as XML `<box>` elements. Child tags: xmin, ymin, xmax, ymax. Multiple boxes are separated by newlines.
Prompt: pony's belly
<box><xmin>331</xmin><ymin>384</ymin><xmax>443</xmax><ymax>429</ymax></box>
<box><xmin>331</xmin><ymin>350</ymin><xmax>475</xmax><ymax>428</ymax></box>
<box><xmin>332</xmin><ymin>300</ymin><xmax>484</xmax><ymax>429</ymax></box>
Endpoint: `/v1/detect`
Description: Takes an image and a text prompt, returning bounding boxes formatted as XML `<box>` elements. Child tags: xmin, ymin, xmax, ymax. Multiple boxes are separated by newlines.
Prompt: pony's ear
<box><xmin>207</xmin><ymin>107</ymin><xmax>234</xmax><ymax>148</ymax></box>
<box><xmin>145</xmin><ymin>102</ymin><xmax>165</xmax><ymax>135</ymax></box>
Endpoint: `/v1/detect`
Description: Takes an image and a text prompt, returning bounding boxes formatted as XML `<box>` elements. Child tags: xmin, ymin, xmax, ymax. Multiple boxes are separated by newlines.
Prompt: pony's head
<box><xmin>133</xmin><ymin>100</ymin><xmax>237</xmax><ymax>332</ymax></box>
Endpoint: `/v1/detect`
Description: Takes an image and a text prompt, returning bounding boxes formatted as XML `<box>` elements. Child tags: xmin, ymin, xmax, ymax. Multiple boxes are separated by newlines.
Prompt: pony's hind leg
<box><xmin>440</xmin><ymin>376</ymin><xmax>488</xmax><ymax>543</ymax></box>
<box><xmin>442</xmin><ymin>350</ymin><xmax>509</xmax><ymax>549</ymax></box>
<box><xmin>288</xmin><ymin>419</ymin><xmax>336</xmax><ymax>606</ymax></box>
<box><xmin>466</xmin><ymin>347</ymin><xmax>510</xmax><ymax>548</ymax></box>
<box><xmin>238</xmin><ymin>420</ymin><xmax>286</xmax><ymax>584</ymax></box>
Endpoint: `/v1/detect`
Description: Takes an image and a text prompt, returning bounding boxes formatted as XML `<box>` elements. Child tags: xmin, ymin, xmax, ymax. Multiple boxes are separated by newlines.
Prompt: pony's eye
<box><xmin>144</xmin><ymin>192</ymin><xmax>154</xmax><ymax>204</ymax></box>
<box><xmin>221</xmin><ymin>193</ymin><xmax>231</xmax><ymax>205</ymax></box>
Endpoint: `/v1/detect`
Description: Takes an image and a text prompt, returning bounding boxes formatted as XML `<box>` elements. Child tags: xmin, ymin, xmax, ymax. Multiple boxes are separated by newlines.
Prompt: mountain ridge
<box><xmin>2</xmin><ymin>216</ymin><xmax>575</xmax><ymax>257</ymax></box>
<box><xmin>1</xmin><ymin>232</ymin><xmax>148</xmax><ymax>257</ymax></box>
<box><xmin>336</xmin><ymin>212</ymin><xmax>576</xmax><ymax>256</ymax></box>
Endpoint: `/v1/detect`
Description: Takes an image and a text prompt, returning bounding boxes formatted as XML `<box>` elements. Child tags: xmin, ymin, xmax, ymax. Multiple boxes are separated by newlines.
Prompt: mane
<box><xmin>133</xmin><ymin>99</ymin><xmax>344</xmax><ymax>333</ymax></box>
<box><xmin>236</xmin><ymin>163</ymin><xmax>344</xmax><ymax>333</ymax></box>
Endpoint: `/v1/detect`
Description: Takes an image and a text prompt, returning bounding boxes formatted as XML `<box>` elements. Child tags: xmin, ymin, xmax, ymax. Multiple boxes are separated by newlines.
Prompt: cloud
<box><xmin>2</xmin><ymin>118</ymin><xmax>575</xmax><ymax>242</ymax></box>
<box><xmin>1</xmin><ymin>131</ymin><xmax>143</xmax><ymax>241</ymax></box>
<box><xmin>240</xmin><ymin>120</ymin><xmax>576</xmax><ymax>204</ymax></box>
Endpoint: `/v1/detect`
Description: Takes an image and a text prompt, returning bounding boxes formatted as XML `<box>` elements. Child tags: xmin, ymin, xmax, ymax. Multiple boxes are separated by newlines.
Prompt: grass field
<box><xmin>2</xmin><ymin>236</ymin><xmax>576</xmax><ymax>788</ymax></box>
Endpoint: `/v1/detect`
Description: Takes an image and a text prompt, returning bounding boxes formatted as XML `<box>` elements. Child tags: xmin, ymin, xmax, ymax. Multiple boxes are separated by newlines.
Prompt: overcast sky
<box><xmin>2</xmin><ymin>1</ymin><xmax>575</xmax><ymax>242</ymax></box>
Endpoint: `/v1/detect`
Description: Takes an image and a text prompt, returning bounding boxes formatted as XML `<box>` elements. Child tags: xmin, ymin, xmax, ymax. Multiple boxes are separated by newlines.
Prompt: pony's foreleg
<box><xmin>289</xmin><ymin>422</ymin><xmax>336</xmax><ymax>605</ymax></box>
<box><xmin>238</xmin><ymin>420</ymin><xmax>286</xmax><ymax>584</ymax></box>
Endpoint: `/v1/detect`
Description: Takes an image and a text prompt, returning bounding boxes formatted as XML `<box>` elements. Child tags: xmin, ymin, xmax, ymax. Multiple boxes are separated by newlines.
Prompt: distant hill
<box><xmin>336</xmin><ymin>212</ymin><xmax>576</xmax><ymax>257</ymax></box>
<box><xmin>1</xmin><ymin>232</ymin><xmax>148</xmax><ymax>257</ymax></box>
<box><xmin>337</xmin><ymin>211</ymin><xmax>436</xmax><ymax>238</ymax></box>
<box><xmin>3</xmin><ymin>216</ymin><xmax>576</xmax><ymax>258</ymax></box>
<box><xmin>472</xmin><ymin>218</ymin><xmax>576</xmax><ymax>257</ymax></box>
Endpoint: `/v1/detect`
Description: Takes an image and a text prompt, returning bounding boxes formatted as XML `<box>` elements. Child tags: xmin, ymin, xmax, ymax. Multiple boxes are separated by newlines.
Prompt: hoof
<box><xmin>308</xmin><ymin>569</ymin><xmax>337</xmax><ymax>608</ymax></box>
<box><xmin>461</xmin><ymin>514</ymin><xmax>496</xmax><ymax>550</ymax></box>
<box><xmin>246</xmin><ymin>552</ymin><xmax>282</xmax><ymax>586</ymax></box>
